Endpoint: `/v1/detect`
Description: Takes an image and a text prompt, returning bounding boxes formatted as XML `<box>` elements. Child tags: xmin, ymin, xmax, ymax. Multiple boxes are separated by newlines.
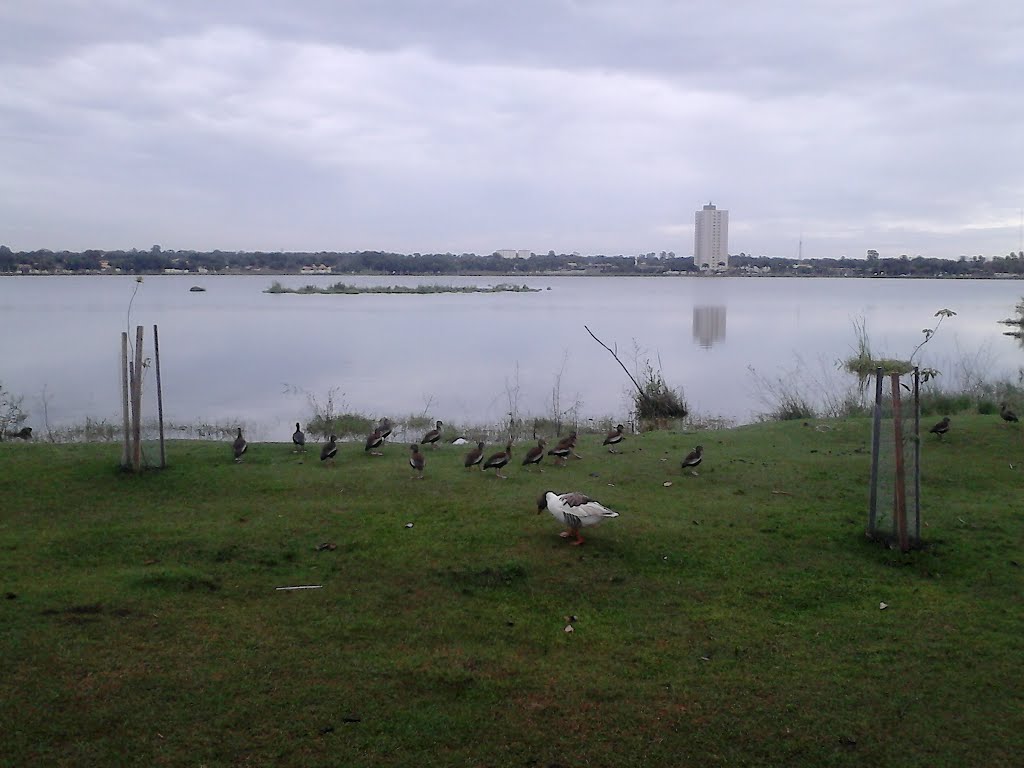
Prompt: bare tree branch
<box><xmin>584</xmin><ymin>325</ymin><xmax>645</xmax><ymax>397</ymax></box>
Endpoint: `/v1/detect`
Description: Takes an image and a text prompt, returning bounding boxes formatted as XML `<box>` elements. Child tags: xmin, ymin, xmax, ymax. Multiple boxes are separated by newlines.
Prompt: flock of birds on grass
<box><xmin>928</xmin><ymin>402</ymin><xmax>1019</xmax><ymax>440</ymax></box>
<box><xmin>229</xmin><ymin>418</ymin><xmax>705</xmax><ymax>546</ymax></box>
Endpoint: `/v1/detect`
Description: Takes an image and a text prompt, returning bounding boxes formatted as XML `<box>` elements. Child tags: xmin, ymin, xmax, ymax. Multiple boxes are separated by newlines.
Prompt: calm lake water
<box><xmin>2</xmin><ymin>274</ymin><xmax>1022</xmax><ymax>438</ymax></box>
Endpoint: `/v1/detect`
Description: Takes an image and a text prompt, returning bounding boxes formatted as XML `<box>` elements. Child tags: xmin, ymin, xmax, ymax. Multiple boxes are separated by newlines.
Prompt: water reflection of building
<box><xmin>693</xmin><ymin>305</ymin><xmax>727</xmax><ymax>348</ymax></box>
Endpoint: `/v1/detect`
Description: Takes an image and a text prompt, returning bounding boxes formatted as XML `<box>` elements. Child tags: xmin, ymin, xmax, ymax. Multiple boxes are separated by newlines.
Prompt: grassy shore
<box><xmin>2</xmin><ymin>417</ymin><xmax>1022</xmax><ymax>767</ymax></box>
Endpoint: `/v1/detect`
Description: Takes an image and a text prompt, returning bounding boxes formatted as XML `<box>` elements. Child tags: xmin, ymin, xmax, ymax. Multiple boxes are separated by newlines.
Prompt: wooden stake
<box><xmin>120</xmin><ymin>332</ymin><xmax>130</xmax><ymax>467</ymax></box>
<box><xmin>154</xmin><ymin>324</ymin><xmax>166</xmax><ymax>469</ymax></box>
<box><xmin>867</xmin><ymin>367</ymin><xmax>883</xmax><ymax>534</ymax></box>
<box><xmin>132</xmin><ymin>325</ymin><xmax>144</xmax><ymax>472</ymax></box>
<box><xmin>890</xmin><ymin>373</ymin><xmax>909</xmax><ymax>552</ymax></box>
<box><xmin>912</xmin><ymin>366</ymin><xmax>921</xmax><ymax>543</ymax></box>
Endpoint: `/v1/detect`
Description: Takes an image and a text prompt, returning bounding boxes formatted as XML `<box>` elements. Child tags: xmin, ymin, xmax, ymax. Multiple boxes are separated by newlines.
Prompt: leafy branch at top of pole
<box><xmin>910</xmin><ymin>308</ymin><xmax>956</xmax><ymax>382</ymax></box>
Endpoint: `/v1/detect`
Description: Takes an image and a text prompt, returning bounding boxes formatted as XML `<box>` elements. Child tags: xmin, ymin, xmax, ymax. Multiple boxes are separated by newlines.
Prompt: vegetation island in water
<box><xmin>264</xmin><ymin>280</ymin><xmax>540</xmax><ymax>295</ymax></box>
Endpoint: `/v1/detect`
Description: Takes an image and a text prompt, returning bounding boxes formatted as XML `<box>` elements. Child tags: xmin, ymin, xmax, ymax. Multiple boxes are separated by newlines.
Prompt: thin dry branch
<box><xmin>584</xmin><ymin>325</ymin><xmax>645</xmax><ymax>396</ymax></box>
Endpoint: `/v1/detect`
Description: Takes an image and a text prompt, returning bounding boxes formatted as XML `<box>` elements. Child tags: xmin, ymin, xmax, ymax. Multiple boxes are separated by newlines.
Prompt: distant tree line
<box><xmin>2</xmin><ymin>244</ymin><xmax>1023</xmax><ymax>278</ymax></box>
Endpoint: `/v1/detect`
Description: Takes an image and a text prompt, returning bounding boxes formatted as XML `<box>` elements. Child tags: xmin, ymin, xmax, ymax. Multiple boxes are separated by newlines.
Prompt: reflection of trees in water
<box><xmin>693</xmin><ymin>305</ymin><xmax>726</xmax><ymax>349</ymax></box>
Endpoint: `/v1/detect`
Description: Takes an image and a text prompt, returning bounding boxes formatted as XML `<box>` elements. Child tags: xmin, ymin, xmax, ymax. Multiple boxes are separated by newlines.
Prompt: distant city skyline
<box><xmin>1</xmin><ymin>2</ymin><xmax>1021</xmax><ymax>260</ymax></box>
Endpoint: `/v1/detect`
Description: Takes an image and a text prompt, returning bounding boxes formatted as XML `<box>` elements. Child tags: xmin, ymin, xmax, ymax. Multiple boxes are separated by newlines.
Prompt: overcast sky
<box><xmin>2</xmin><ymin>1</ymin><xmax>1022</xmax><ymax>259</ymax></box>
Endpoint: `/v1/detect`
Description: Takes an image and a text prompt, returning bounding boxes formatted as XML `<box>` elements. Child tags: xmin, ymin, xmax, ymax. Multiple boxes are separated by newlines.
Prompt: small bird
<box><xmin>603</xmin><ymin>423</ymin><xmax>625</xmax><ymax>453</ymax></box>
<box><xmin>484</xmin><ymin>440</ymin><xmax>513</xmax><ymax>478</ymax></box>
<box><xmin>292</xmin><ymin>423</ymin><xmax>306</xmax><ymax>452</ymax></box>
<box><xmin>365</xmin><ymin>427</ymin><xmax>384</xmax><ymax>456</ymax></box>
<box><xmin>376</xmin><ymin>417</ymin><xmax>393</xmax><ymax>441</ymax></box>
<box><xmin>522</xmin><ymin>438</ymin><xmax>546</xmax><ymax>469</ymax></box>
<box><xmin>1000</xmin><ymin>403</ymin><xmax>1019</xmax><ymax>424</ymax></box>
<box><xmin>681</xmin><ymin>445</ymin><xmax>704</xmax><ymax>475</ymax></box>
<box><xmin>320</xmin><ymin>434</ymin><xmax>338</xmax><ymax>465</ymax></box>
<box><xmin>5</xmin><ymin>426</ymin><xmax>32</xmax><ymax>440</ymax></box>
<box><xmin>232</xmin><ymin>428</ymin><xmax>247</xmax><ymax>462</ymax></box>
<box><xmin>929</xmin><ymin>416</ymin><xmax>950</xmax><ymax>439</ymax></box>
<box><xmin>409</xmin><ymin>443</ymin><xmax>425</xmax><ymax>479</ymax></box>
<box><xmin>464</xmin><ymin>440</ymin><xmax>485</xmax><ymax>470</ymax></box>
<box><xmin>421</xmin><ymin>420</ymin><xmax>443</xmax><ymax>448</ymax></box>
<box><xmin>537</xmin><ymin>491</ymin><xmax>620</xmax><ymax>546</ymax></box>
<box><xmin>547</xmin><ymin>431</ymin><xmax>577</xmax><ymax>466</ymax></box>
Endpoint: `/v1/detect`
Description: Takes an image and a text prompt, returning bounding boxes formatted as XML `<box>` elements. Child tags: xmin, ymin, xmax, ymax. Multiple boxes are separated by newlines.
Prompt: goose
<box><xmin>537</xmin><ymin>491</ymin><xmax>620</xmax><ymax>546</ymax></box>
<box><xmin>365</xmin><ymin>427</ymin><xmax>385</xmax><ymax>456</ymax></box>
<box><xmin>547</xmin><ymin>432</ymin><xmax>577</xmax><ymax>466</ymax></box>
<box><xmin>232</xmin><ymin>428</ymin><xmax>247</xmax><ymax>462</ymax></box>
<box><xmin>483</xmin><ymin>440</ymin><xmax>513</xmax><ymax>479</ymax></box>
<box><xmin>292</xmin><ymin>423</ymin><xmax>306</xmax><ymax>452</ymax></box>
<box><xmin>320</xmin><ymin>435</ymin><xmax>338</xmax><ymax>465</ymax></box>
<box><xmin>377</xmin><ymin>417</ymin><xmax>393</xmax><ymax>441</ymax></box>
<box><xmin>603</xmin><ymin>424</ymin><xmax>625</xmax><ymax>453</ymax></box>
<box><xmin>409</xmin><ymin>444</ymin><xmax>425</xmax><ymax>479</ymax></box>
<box><xmin>1000</xmin><ymin>403</ymin><xmax>1019</xmax><ymax>424</ymax></box>
<box><xmin>522</xmin><ymin>438</ymin><xmax>546</xmax><ymax>469</ymax></box>
<box><xmin>929</xmin><ymin>416</ymin><xmax>950</xmax><ymax>439</ymax></box>
<box><xmin>464</xmin><ymin>440</ymin><xmax>485</xmax><ymax>470</ymax></box>
<box><xmin>681</xmin><ymin>445</ymin><xmax>703</xmax><ymax>475</ymax></box>
<box><xmin>421</xmin><ymin>420</ymin><xmax>443</xmax><ymax>448</ymax></box>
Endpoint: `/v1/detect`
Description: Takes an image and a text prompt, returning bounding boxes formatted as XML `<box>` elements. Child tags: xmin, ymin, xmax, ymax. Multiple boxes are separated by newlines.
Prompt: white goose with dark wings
<box><xmin>537</xmin><ymin>491</ymin><xmax>620</xmax><ymax>546</ymax></box>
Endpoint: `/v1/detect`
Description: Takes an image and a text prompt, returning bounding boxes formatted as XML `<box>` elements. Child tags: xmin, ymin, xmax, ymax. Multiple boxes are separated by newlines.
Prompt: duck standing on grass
<box><xmin>409</xmin><ymin>444</ymin><xmax>425</xmax><ymax>479</ymax></box>
<box><xmin>320</xmin><ymin>435</ymin><xmax>338</xmax><ymax>466</ymax></box>
<box><xmin>365</xmin><ymin>427</ymin><xmax>385</xmax><ymax>456</ymax></box>
<box><xmin>603</xmin><ymin>424</ymin><xmax>625</xmax><ymax>453</ymax></box>
<box><xmin>484</xmin><ymin>440</ymin><xmax>513</xmax><ymax>479</ymax></box>
<box><xmin>421</xmin><ymin>420</ymin><xmax>443</xmax><ymax>448</ymax></box>
<box><xmin>537</xmin><ymin>491</ymin><xmax>620</xmax><ymax>546</ymax></box>
<box><xmin>929</xmin><ymin>416</ymin><xmax>951</xmax><ymax>440</ymax></box>
<box><xmin>1000</xmin><ymin>403</ymin><xmax>1019</xmax><ymax>424</ymax></box>
<box><xmin>464</xmin><ymin>441</ymin><xmax>485</xmax><ymax>470</ymax></box>
<box><xmin>681</xmin><ymin>445</ymin><xmax>703</xmax><ymax>475</ymax></box>
<box><xmin>522</xmin><ymin>439</ymin><xmax>546</xmax><ymax>470</ymax></box>
<box><xmin>547</xmin><ymin>432</ymin><xmax>577</xmax><ymax>466</ymax></box>
<box><xmin>376</xmin><ymin>417</ymin><xmax>393</xmax><ymax>442</ymax></box>
<box><xmin>292</xmin><ymin>423</ymin><xmax>306</xmax><ymax>452</ymax></box>
<box><xmin>232</xmin><ymin>428</ymin><xmax>247</xmax><ymax>463</ymax></box>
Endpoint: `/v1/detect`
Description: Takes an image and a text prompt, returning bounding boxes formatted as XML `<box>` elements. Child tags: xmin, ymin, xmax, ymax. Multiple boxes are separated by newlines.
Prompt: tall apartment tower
<box><xmin>694</xmin><ymin>203</ymin><xmax>729</xmax><ymax>271</ymax></box>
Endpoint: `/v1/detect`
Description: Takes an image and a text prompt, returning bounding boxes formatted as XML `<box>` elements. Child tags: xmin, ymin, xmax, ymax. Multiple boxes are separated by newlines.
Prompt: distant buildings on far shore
<box><xmin>694</xmin><ymin>203</ymin><xmax>729</xmax><ymax>272</ymax></box>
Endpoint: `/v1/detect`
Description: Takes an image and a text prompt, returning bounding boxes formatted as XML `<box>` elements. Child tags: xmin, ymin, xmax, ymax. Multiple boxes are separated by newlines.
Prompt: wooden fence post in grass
<box><xmin>131</xmin><ymin>325</ymin><xmax>144</xmax><ymax>472</ymax></box>
<box><xmin>154</xmin><ymin>324</ymin><xmax>166</xmax><ymax>469</ymax></box>
<box><xmin>890</xmin><ymin>373</ymin><xmax>909</xmax><ymax>553</ymax></box>
<box><xmin>120</xmin><ymin>332</ymin><xmax>131</xmax><ymax>468</ymax></box>
<box><xmin>868</xmin><ymin>366</ymin><xmax>883</xmax><ymax>535</ymax></box>
<box><xmin>913</xmin><ymin>366</ymin><xmax>921</xmax><ymax>539</ymax></box>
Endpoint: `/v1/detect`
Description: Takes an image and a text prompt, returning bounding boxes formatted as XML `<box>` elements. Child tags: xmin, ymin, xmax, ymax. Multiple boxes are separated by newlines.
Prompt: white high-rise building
<box><xmin>694</xmin><ymin>203</ymin><xmax>729</xmax><ymax>271</ymax></box>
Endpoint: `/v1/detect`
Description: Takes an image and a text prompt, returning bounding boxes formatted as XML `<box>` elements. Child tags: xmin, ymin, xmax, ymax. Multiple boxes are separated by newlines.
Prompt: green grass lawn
<box><xmin>2</xmin><ymin>417</ymin><xmax>1022</xmax><ymax>767</ymax></box>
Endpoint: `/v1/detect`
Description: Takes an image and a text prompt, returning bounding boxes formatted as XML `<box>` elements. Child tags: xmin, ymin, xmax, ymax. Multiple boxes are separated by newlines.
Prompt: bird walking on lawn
<box><xmin>681</xmin><ymin>445</ymin><xmax>703</xmax><ymax>475</ymax></box>
<box><xmin>365</xmin><ymin>427</ymin><xmax>385</xmax><ymax>456</ymax></box>
<box><xmin>409</xmin><ymin>444</ymin><xmax>425</xmax><ymax>479</ymax></box>
<box><xmin>537</xmin><ymin>491</ymin><xmax>620</xmax><ymax>546</ymax></box>
<box><xmin>1000</xmin><ymin>403</ymin><xmax>1019</xmax><ymax>424</ymax></box>
<box><xmin>547</xmin><ymin>431</ymin><xmax>577</xmax><ymax>466</ymax></box>
<box><xmin>464</xmin><ymin>440</ymin><xmax>485</xmax><ymax>470</ymax></box>
<box><xmin>292</xmin><ymin>423</ymin><xmax>306</xmax><ymax>452</ymax></box>
<box><xmin>484</xmin><ymin>440</ymin><xmax>513</xmax><ymax>479</ymax></box>
<box><xmin>522</xmin><ymin>438</ymin><xmax>546</xmax><ymax>470</ymax></box>
<box><xmin>929</xmin><ymin>416</ymin><xmax>950</xmax><ymax>439</ymax></box>
<box><xmin>232</xmin><ymin>428</ymin><xmax>247</xmax><ymax>463</ymax></box>
<box><xmin>603</xmin><ymin>423</ymin><xmax>625</xmax><ymax>453</ymax></box>
<box><xmin>421</xmin><ymin>420</ymin><xmax>443</xmax><ymax>448</ymax></box>
<box><xmin>376</xmin><ymin>417</ymin><xmax>393</xmax><ymax>441</ymax></box>
<box><xmin>320</xmin><ymin>435</ymin><xmax>338</xmax><ymax>466</ymax></box>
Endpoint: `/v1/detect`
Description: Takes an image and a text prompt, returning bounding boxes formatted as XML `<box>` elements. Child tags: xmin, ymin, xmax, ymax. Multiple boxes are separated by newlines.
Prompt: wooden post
<box><xmin>154</xmin><ymin>324</ymin><xmax>166</xmax><ymax>469</ymax></box>
<box><xmin>912</xmin><ymin>367</ymin><xmax>921</xmax><ymax>544</ymax></box>
<box><xmin>132</xmin><ymin>325</ymin><xmax>144</xmax><ymax>472</ymax></box>
<box><xmin>120</xmin><ymin>332</ymin><xmax>131</xmax><ymax>467</ymax></box>
<box><xmin>868</xmin><ymin>367</ymin><xmax>883</xmax><ymax>534</ymax></box>
<box><xmin>890</xmin><ymin>373</ymin><xmax>909</xmax><ymax>552</ymax></box>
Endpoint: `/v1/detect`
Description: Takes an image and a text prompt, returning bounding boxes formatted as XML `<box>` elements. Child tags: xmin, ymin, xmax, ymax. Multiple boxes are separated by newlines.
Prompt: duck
<box><xmin>1000</xmin><ymin>403</ymin><xmax>1019</xmax><ymax>424</ymax></box>
<box><xmin>547</xmin><ymin>431</ymin><xmax>577</xmax><ymax>466</ymax></box>
<box><xmin>603</xmin><ymin>423</ymin><xmax>625</xmax><ymax>453</ymax></box>
<box><xmin>365</xmin><ymin>427</ymin><xmax>385</xmax><ymax>456</ymax></box>
<box><xmin>522</xmin><ymin>438</ymin><xmax>546</xmax><ymax>469</ymax></box>
<box><xmin>376</xmin><ymin>417</ymin><xmax>393</xmax><ymax>441</ymax></box>
<box><xmin>929</xmin><ymin>416</ymin><xmax>950</xmax><ymax>439</ymax></box>
<box><xmin>409</xmin><ymin>444</ymin><xmax>425</xmax><ymax>479</ymax></box>
<box><xmin>421</xmin><ymin>420</ymin><xmax>443</xmax><ymax>448</ymax></box>
<box><xmin>483</xmin><ymin>440</ymin><xmax>513</xmax><ymax>479</ymax></box>
<box><xmin>292</xmin><ymin>422</ymin><xmax>306</xmax><ymax>452</ymax></box>
<box><xmin>320</xmin><ymin>434</ymin><xmax>338</xmax><ymax>465</ymax></box>
<box><xmin>5</xmin><ymin>426</ymin><xmax>32</xmax><ymax>440</ymax></box>
<box><xmin>464</xmin><ymin>440</ymin><xmax>485</xmax><ymax>470</ymax></box>
<box><xmin>232</xmin><ymin>428</ymin><xmax>247</xmax><ymax>462</ymax></box>
<box><xmin>537</xmin><ymin>491</ymin><xmax>620</xmax><ymax>546</ymax></box>
<box><xmin>681</xmin><ymin>445</ymin><xmax>703</xmax><ymax>475</ymax></box>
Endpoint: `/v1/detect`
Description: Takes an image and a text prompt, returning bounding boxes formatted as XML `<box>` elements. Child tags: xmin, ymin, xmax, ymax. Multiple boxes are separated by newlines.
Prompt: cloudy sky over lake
<box><xmin>2</xmin><ymin>1</ymin><xmax>1022</xmax><ymax>260</ymax></box>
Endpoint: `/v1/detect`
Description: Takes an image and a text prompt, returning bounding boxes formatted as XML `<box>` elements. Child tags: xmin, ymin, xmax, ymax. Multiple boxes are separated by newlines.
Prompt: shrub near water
<box><xmin>1</xmin><ymin>420</ymin><xmax>1022</xmax><ymax>767</ymax></box>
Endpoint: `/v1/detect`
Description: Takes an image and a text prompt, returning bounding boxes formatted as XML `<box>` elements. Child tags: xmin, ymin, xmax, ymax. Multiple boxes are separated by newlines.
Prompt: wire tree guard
<box><xmin>867</xmin><ymin>366</ymin><xmax>921</xmax><ymax>551</ymax></box>
<box><xmin>119</xmin><ymin>324</ymin><xmax>167</xmax><ymax>472</ymax></box>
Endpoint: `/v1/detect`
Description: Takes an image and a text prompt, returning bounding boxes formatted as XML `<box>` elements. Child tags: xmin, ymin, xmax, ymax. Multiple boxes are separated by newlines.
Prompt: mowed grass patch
<box><xmin>1</xmin><ymin>417</ymin><xmax>1022</xmax><ymax>767</ymax></box>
